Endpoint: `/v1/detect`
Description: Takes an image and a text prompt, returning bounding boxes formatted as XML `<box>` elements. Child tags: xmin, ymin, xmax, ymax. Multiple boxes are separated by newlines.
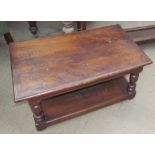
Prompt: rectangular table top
<box><xmin>9</xmin><ymin>25</ymin><xmax>152</xmax><ymax>102</ymax></box>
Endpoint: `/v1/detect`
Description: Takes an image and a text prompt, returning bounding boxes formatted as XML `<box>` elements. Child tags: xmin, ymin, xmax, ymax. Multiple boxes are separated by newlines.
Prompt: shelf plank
<box><xmin>42</xmin><ymin>77</ymin><xmax>129</xmax><ymax>126</ymax></box>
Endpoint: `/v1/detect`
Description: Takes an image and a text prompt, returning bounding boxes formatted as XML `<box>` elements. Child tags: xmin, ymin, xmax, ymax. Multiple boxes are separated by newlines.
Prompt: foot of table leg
<box><xmin>127</xmin><ymin>68</ymin><xmax>143</xmax><ymax>99</ymax></box>
<box><xmin>77</xmin><ymin>21</ymin><xmax>87</xmax><ymax>31</ymax></box>
<box><xmin>28</xmin><ymin>21</ymin><xmax>38</xmax><ymax>37</ymax></box>
<box><xmin>4</xmin><ymin>32</ymin><xmax>14</xmax><ymax>45</ymax></box>
<box><xmin>29</xmin><ymin>99</ymin><xmax>46</xmax><ymax>131</ymax></box>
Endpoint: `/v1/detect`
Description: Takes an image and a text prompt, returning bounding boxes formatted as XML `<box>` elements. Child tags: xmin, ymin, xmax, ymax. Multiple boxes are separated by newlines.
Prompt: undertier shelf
<box><xmin>42</xmin><ymin>77</ymin><xmax>129</xmax><ymax>126</ymax></box>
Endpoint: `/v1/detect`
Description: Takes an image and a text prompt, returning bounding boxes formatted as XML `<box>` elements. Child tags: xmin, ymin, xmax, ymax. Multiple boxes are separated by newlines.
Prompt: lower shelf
<box><xmin>42</xmin><ymin>77</ymin><xmax>129</xmax><ymax>126</ymax></box>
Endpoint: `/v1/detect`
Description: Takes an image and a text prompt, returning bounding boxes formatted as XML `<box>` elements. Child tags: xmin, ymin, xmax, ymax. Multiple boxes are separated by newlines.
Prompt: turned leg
<box><xmin>29</xmin><ymin>99</ymin><xmax>46</xmax><ymax>131</ymax></box>
<box><xmin>28</xmin><ymin>21</ymin><xmax>38</xmax><ymax>36</ymax></box>
<box><xmin>77</xmin><ymin>21</ymin><xmax>87</xmax><ymax>31</ymax></box>
<box><xmin>61</xmin><ymin>21</ymin><xmax>74</xmax><ymax>33</ymax></box>
<box><xmin>127</xmin><ymin>68</ymin><xmax>143</xmax><ymax>99</ymax></box>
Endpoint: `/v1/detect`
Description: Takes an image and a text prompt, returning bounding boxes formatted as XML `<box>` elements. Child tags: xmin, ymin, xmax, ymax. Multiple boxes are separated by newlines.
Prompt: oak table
<box><xmin>9</xmin><ymin>25</ymin><xmax>152</xmax><ymax>131</ymax></box>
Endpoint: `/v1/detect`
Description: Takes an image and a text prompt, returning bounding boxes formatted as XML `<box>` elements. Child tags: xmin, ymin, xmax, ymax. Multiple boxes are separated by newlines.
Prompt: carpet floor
<box><xmin>0</xmin><ymin>21</ymin><xmax>155</xmax><ymax>133</ymax></box>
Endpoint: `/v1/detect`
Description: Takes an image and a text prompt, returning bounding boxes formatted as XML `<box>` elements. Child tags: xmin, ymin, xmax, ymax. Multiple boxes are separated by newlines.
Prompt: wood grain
<box><xmin>9</xmin><ymin>25</ymin><xmax>152</xmax><ymax>102</ymax></box>
<box><xmin>42</xmin><ymin>77</ymin><xmax>128</xmax><ymax>126</ymax></box>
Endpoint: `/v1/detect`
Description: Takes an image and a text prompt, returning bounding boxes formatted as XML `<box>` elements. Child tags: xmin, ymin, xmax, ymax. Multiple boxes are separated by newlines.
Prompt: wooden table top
<box><xmin>9</xmin><ymin>25</ymin><xmax>152</xmax><ymax>102</ymax></box>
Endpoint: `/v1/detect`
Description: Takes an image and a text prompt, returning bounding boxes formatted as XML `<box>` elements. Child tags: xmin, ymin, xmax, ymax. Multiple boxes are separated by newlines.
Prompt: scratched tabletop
<box><xmin>9</xmin><ymin>25</ymin><xmax>152</xmax><ymax>102</ymax></box>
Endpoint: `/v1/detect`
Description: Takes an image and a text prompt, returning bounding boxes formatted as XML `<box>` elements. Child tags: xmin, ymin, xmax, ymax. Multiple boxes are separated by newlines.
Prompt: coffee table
<box><xmin>9</xmin><ymin>25</ymin><xmax>152</xmax><ymax>131</ymax></box>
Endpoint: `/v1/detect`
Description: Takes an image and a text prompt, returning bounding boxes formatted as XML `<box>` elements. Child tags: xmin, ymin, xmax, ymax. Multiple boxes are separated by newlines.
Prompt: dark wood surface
<box><xmin>10</xmin><ymin>25</ymin><xmax>152</xmax><ymax>130</ymax></box>
<box><xmin>4</xmin><ymin>32</ymin><xmax>14</xmax><ymax>45</ymax></box>
<box><xmin>42</xmin><ymin>77</ymin><xmax>128</xmax><ymax>126</ymax></box>
<box><xmin>77</xmin><ymin>21</ymin><xmax>87</xmax><ymax>31</ymax></box>
<box><xmin>29</xmin><ymin>68</ymin><xmax>144</xmax><ymax>130</ymax></box>
<box><xmin>125</xmin><ymin>25</ymin><xmax>155</xmax><ymax>43</ymax></box>
<box><xmin>10</xmin><ymin>25</ymin><xmax>152</xmax><ymax>103</ymax></box>
<box><xmin>28</xmin><ymin>21</ymin><xmax>38</xmax><ymax>36</ymax></box>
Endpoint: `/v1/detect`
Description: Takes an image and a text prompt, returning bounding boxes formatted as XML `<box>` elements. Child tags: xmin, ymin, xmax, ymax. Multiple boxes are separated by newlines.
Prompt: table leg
<box><xmin>127</xmin><ymin>68</ymin><xmax>143</xmax><ymax>99</ymax></box>
<box><xmin>28</xmin><ymin>21</ymin><xmax>38</xmax><ymax>36</ymax></box>
<box><xmin>29</xmin><ymin>99</ymin><xmax>46</xmax><ymax>131</ymax></box>
<box><xmin>62</xmin><ymin>21</ymin><xmax>74</xmax><ymax>33</ymax></box>
<box><xmin>77</xmin><ymin>21</ymin><xmax>87</xmax><ymax>31</ymax></box>
<box><xmin>4</xmin><ymin>32</ymin><xmax>14</xmax><ymax>45</ymax></box>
